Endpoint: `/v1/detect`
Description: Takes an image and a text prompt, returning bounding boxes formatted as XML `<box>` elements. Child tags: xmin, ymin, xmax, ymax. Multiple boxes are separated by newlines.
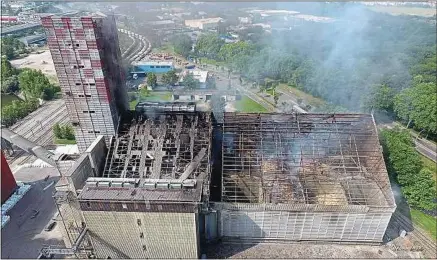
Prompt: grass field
<box><xmin>200</xmin><ymin>58</ymin><xmax>227</xmax><ymax>68</ymax></box>
<box><xmin>1</xmin><ymin>94</ymin><xmax>22</xmax><ymax>108</ymax></box>
<box><xmin>128</xmin><ymin>91</ymin><xmax>173</xmax><ymax>109</ymax></box>
<box><xmin>277</xmin><ymin>84</ymin><xmax>325</xmax><ymax>108</ymax></box>
<box><xmin>367</xmin><ymin>6</ymin><xmax>436</xmax><ymax>17</ymax></box>
<box><xmin>152</xmin><ymin>44</ymin><xmax>176</xmax><ymax>54</ymax></box>
<box><xmin>235</xmin><ymin>96</ymin><xmax>268</xmax><ymax>113</ymax></box>
<box><xmin>55</xmin><ymin>138</ymin><xmax>77</xmax><ymax>145</ymax></box>
<box><xmin>410</xmin><ymin>209</ymin><xmax>437</xmax><ymax>241</ymax></box>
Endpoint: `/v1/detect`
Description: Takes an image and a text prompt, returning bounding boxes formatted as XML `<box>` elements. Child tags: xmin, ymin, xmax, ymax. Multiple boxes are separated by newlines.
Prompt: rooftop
<box><xmin>185</xmin><ymin>17</ymin><xmax>222</xmax><ymax>24</ymax></box>
<box><xmin>102</xmin><ymin>110</ymin><xmax>212</xmax><ymax>182</ymax></box>
<box><xmin>180</xmin><ymin>69</ymin><xmax>209</xmax><ymax>83</ymax></box>
<box><xmin>132</xmin><ymin>61</ymin><xmax>174</xmax><ymax>66</ymax></box>
<box><xmin>221</xmin><ymin>113</ymin><xmax>395</xmax><ymax>208</ymax></box>
<box><xmin>78</xmin><ymin>185</ymin><xmax>202</xmax><ymax>202</ymax></box>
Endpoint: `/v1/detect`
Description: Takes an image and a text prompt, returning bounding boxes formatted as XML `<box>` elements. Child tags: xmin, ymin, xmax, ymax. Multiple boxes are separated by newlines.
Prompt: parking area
<box><xmin>1</xmin><ymin>167</ymin><xmax>64</xmax><ymax>259</ymax></box>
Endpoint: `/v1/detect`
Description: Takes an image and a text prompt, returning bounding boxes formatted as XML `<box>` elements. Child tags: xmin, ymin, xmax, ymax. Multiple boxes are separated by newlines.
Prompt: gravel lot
<box><xmin>10</xmin><ymin>50</ymin><xmax>57</xmax><ymax>80</ymax></box>
<box><xmin>204</xmin><ymin>240</ymin><xmax>423</xmax><ymax>259</ymax></box>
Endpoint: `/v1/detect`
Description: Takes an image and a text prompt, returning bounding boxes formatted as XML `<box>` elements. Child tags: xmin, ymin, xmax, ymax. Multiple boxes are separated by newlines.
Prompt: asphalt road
<box><xmin>415</xmin><ymin>139</ymin><xmax>437</xmax><ymax>162</ymax></box>
<box><xmin>1</xmin><ymin>168</ymin><xmax>64</xmax><ymax>259</ymax></box>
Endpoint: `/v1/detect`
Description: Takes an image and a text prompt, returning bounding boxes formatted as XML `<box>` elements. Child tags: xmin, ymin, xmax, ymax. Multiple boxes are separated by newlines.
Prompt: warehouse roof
<box><xmin>78</xmin><ymin>185</ymin><xmax>202</xmax><ymax>202</ymax></box>
<box><xmin>221</xmin><ymin>113</ymin><xmax>396</xmax><ymax>209</ymax></box>
<box><xmin>132</xmin><ymin>61</ymin><xmax>174</xmax><ymax>66</ymax></box>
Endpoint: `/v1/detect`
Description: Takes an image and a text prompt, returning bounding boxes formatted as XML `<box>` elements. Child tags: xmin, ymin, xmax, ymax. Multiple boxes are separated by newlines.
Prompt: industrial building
<box><xmin>33</xmin><ymin>105</ymin><xmax>396</xmax><ymax>258</ymax></box>
<box><xmin>131</xmin><ymin>61</ymin><xmax>174</xmax><ymax>74</ymax></box>
<box><xmin>179</xmin><ymin>69</ymin><xmax>210</xmax><ymax>89</ymax></box>
<box><xmin>42</xmin><ymin>14</ymin><xmax>128</xmax><ymax>152</ymax></box>
<box><xmin>217</xmin><ymin>113</ymin><xmax>396</xmax><ymax>242</ymax></box>
<box><xmin>184</xmin><ymin>17</ymin><xmax>222</xmax><ymax>30</ymax></box>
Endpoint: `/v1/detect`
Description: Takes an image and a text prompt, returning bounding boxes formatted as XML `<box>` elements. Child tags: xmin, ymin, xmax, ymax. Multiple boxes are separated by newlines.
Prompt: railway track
<box><xmin>391</xmin><ymin>211</ymin><xmax>436</xmax><ymax>258</ymax></box>
<box><xmin>7</xmin><ymin>113</ymin><xmax>69</xmax><ymax>166</ymax></box>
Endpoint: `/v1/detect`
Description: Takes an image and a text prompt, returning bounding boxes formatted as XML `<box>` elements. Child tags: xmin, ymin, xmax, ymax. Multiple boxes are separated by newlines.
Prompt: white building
<box><xmin>238</xmin><ymin>17</ymin><xmax>252</xmax><ymax>24</ymax></box>
<box><xmin>180</xmin><ymin>69</ymin><xmax>210</xmax><ymax>89</ymax></box>
<box><xmin>184</xmin><ymin>17</ymin><xmax>222</xmax><ymax>30</ymax></box>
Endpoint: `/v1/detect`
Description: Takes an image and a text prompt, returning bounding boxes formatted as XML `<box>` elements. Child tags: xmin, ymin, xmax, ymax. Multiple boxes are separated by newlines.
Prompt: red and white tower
<box><xmin>41</xmin><ymin>14</ymin><xmax>127</xmax><ymax>152</ymax></box>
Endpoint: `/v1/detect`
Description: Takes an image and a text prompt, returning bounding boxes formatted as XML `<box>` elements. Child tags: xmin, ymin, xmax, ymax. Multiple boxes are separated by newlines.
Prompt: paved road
<box><xmin>203</xmin><ymin>64</ymin><xmax>307</xmax><ymax>113</ymax></box>
<box><xmin>415</xmin><ymin>139</ymin><xmax>437</xmax><ymax>162</ymax></box>
<box><xmin>381</xmin><ymin>122</ymin><xmax>437</xmax><ymax>162</ymax></box>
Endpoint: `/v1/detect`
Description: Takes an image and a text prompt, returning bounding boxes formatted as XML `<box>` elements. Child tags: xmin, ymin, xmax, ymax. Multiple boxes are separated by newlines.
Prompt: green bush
<box><xmin>1</xmin><ymin>98</ymin><xmax>39</xmax><ymax>126</ymax></box>
<box><xmin>52</xmin><ymin>123</ymin><xmax>75</xmax><ymax>141</ymax></box>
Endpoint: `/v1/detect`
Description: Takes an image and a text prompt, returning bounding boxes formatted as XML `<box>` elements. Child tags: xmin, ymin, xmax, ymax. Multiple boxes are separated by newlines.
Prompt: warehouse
<box><xmin>56</xmin><ymin>104</ymin><xmax>213</xmax><ymax>259</ymax></box>
<box><xmin>131</xmin><ymin>61</ymin><xmax>174</xmax><ymax>74</ymax></box>
<box><xmin>215</xmin><ymin>113</ymin><xmax>396</xmax><ymax>242</ymax></box>
<box><xmin>43</xmin><ymin>108</ymin><xmax>396</xmax><ymax>258</ymax></box>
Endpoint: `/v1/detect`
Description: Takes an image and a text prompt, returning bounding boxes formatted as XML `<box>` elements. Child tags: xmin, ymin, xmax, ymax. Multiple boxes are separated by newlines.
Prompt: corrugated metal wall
<box><xmin>83</xmin><ymin>211</ymin><xmax>199</xmax><ymax>259</ymax></box>
<box><xmin>220</xmin><ymin>210</ymin><xmax>392</xmax><ymax>242</ymax></box>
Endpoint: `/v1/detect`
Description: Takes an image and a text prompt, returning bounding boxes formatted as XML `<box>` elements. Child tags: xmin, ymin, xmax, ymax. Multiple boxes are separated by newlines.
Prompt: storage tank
<box><xmin>1</xmin><ymin>150</ymin><xmax>17</xmax><ymax>204</ymax></box>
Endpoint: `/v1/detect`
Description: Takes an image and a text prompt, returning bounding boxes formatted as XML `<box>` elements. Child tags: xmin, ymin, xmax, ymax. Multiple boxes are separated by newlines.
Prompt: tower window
<box><xmin>137</xmin><ymin>219</ymin><xmax>142</xmax><ymax>226</ymax></box>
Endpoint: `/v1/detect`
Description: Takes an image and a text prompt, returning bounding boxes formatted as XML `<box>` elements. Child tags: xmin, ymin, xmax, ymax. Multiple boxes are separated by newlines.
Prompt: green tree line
<box><xmin>1</xmin><ymin>37</ymin><xmax>28</xmax><ymax>60</ymax></box>
<box><xmin>381</xmin><ymin>128</ymin><xmax>436</xmax><ymax>211</ymax></box>
<box><xmin>1</xmin><ymin>58</ymin><xmax>60</xmax><ymax>127</ymax></box>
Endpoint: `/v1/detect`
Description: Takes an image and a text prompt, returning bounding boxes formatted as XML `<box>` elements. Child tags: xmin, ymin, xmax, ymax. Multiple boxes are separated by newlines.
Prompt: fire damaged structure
<box><xmin>50</xmin><ymin>103</ymin><xmax>212</xmax><ymax>259</ymax></box>
<box><xmin>217</xmin><ymin>113</ymin><xmax>396</xmax><ymax>242</ymax></box>
<box><xmin>46</xmin><ymin>108</ymin><xmax>396</xmax><ymax>259</ymax></box>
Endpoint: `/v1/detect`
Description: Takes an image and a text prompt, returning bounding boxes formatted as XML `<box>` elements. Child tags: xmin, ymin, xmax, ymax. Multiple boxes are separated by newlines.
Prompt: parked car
<box><xmin>44</xmin><ymin>221</ymin><xmax>56</xmax><ymax>232</ymax></box>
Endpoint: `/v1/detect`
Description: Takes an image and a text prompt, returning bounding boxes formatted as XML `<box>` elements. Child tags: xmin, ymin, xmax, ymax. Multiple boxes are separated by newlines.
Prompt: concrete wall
<box><xmin>85</xmin><ymin>135</ymin><xmax>107</xmax><ymax>177</ymax></box>
<box><xmin>83</xmin><ymin>211</ymin><xmax>199</xmax><ymax>259</ymax></box>
<box><xmin>219</xmin><ymin>210</ymin><xmax>392</xmax><ymax>242</ymax></box>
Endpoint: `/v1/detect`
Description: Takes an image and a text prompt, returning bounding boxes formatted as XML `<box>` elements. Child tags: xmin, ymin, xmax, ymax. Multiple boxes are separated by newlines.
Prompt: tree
<box><xmin>162</xmin><ymin>70</ymin><xmax>178</xmax><ymax>86</ymax></box>
<box><xmin>394</xmin><ymin>82</ymin><xmax>437</xmax><ymax>135</ymax></box>
<box><xmin>170</xmin><ymin>35</ymin><xmax>193</xmax><ymax>58</ymax></box>
<box><xmin>1</xmin><ymin>37</ymin><xmax>26</xmax><ymax>59</ymax></box>
<box><xmin>364</xmin><ymin>84</ymin><xmax>395</xmax><ymax>112</ymax></box>
<box><xmin>53</xmin><ymin>123</ymin><xmax>63</xmax><ymax>139</ymax></box>
<box><xmin>19</xmin><ymin>69</ymin><xmax>57</xmax><ymax>100</ymax></box>
<box><xmin>146</xmin><ymin>73</ymin><xmax>157</xmax><ymax>88</ymax></box>
<box><xmin>381</xmin><ymin>128</ymin><xmax>436</xmax><ymax>211</ymax></box>
<box><xmin>1</xmin><ymin>57</ymin><xmax>18</xmax><ymax>79</ymax></box>
<box><xmin>195</xmin><ymin>34</ymin><xmax>225</xmax><ymax>59</ymax></box>
<box><xmin>62</xmin><ymin>125</ymin><xmax>75</xmax><ymax>140</ymax></box>
<box><xmin>1</xmin><ymin>98</ymin><xmax>39</xmax><ymax>127</ymax></box>
<box><xmin>401</xmin><ymin>168</ymin><xmax>436</xmax><ymax>211</ymax></box>
<box><xmin>1</xmin><ymin>75</ymin><xmax>19</xmax><ymax>93</ymax></box>
<box><xmin>182</xmin><ymin>73</ymin><xmax>199</xmax><ymax>90</ymax></box>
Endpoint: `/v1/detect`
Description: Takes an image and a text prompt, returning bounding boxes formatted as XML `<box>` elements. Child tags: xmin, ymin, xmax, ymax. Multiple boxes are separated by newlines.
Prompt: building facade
<box><xmin>131</xmin><ymin>61</ymin><xmax>174</xmax><ymax>74</ymax></box>
<box><xmin>184</xmin><ymin>17</ymin><xmax>222</xmax><ymax>30</ymax></box>
<box><xmin>42</xmin><ymin>15</ymin><xmax>127</xmax><ymax>152</ymax></box>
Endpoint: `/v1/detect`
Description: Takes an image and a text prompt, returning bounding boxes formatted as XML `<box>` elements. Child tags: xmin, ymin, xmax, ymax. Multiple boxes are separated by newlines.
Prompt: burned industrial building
<box><xmin>216</xmin><ymin>113</ymin><xmax>396</xmax><ymax>242</ymax></box>
<box><xmin>45</xmin><ymin>106</ymin><xmax>396</xmax><ymax>259</ymax></box>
